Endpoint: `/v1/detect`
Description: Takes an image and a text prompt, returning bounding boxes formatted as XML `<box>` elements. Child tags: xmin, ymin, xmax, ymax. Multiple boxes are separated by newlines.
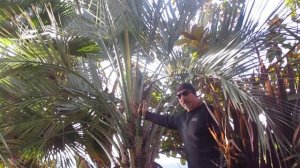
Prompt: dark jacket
<box><xmin>145</xmin><ymin>103</ymin><xmax>220</xmax><ymax>168</ymax></box>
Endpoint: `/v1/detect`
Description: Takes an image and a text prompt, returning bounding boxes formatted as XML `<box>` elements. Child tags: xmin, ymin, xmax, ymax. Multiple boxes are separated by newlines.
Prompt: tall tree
<box><xmin>0</xmin><ymin>0</ymin><xmax>299</xmax><ymax>168</ymax></box>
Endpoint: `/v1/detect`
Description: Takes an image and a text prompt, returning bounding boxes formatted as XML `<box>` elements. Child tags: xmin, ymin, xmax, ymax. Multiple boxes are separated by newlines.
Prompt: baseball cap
<box><xmin>176</xmin><ymin>83</ymin><xmax>196</xmax><ymax>95</ymax></box>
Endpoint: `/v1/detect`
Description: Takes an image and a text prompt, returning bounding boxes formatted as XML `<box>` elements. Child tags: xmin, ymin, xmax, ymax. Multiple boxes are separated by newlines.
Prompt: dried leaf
<box><xmin>292</xmin><ymin>125</ymin><xmax>300</xmax><ymax>147</ymax></box>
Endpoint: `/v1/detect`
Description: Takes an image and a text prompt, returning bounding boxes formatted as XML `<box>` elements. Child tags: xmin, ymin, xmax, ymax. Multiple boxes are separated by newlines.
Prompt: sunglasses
<box><xmin>176</xmin><ymin>90</ymin><xmax>191</xmax><ymax>99</ymax></box>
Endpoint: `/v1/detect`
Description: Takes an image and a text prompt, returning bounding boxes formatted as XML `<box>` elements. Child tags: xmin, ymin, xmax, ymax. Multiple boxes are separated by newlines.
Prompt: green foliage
<box><xmin>285</xmin><ymin>0</ymin><xmax>300</xmax><ymax>21</ymax></box>
<box><xmin>174</xmin><ymin>1</ymin><xmax>300</xmax><ymax>168</ymax></box>
<box><xmin>0</xmin><ymin>0</ymin><xmax>299</xmax><ymax>168</ymax></box>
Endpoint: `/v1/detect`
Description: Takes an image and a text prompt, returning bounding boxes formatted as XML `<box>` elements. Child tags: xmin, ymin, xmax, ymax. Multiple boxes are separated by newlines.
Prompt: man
<box><xmin>139</xmin><ymin>83</ymin><xmax>220</xmax><ymax>168</ymax></box>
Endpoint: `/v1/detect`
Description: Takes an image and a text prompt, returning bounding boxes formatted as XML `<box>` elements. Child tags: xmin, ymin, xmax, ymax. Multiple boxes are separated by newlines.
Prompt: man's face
<box><xmin>176</xmin><ymin>89</ymin><xmax>197</xmax><ymax>111</ymax></box>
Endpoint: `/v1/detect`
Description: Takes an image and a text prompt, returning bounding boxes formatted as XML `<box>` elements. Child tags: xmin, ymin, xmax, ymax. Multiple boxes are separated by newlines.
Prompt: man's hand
<box><xmin>138</xmin><ymin>100</ymin><xmax>148</xmax><ymax>117</ymax></box>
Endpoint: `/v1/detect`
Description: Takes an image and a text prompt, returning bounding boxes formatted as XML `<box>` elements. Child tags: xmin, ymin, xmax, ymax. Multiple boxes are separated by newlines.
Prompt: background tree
<box><xmin>175</xmin><ymin>0</ymin><xmax>300</xmax><ymax>167</ymax></box>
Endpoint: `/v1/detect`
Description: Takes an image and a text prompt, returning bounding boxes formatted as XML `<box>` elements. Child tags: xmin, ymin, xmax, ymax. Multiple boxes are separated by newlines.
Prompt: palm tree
<box><xmin>0</xmin><ymin>1</ymin><xmax>111</xmax><ymax>167</ymax></box>
<box><xmin>0</xmin><ymin>0</ymin><xmax>299</xmax><ymax>168</ymax></box>
<box><xmin>182</xmin><ymin>1</ymin><xmax>300</xmax><ymax>167</ymax></box>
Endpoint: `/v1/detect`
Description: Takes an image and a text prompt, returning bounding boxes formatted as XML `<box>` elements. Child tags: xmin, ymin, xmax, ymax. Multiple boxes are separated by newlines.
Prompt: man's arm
<box><xmin>144</xmin><ymin>112</ymin><xmax>178</xmax><ymax>130</ymax></box>
<box><xmin>139</xmin><ymin>101</ymin><xmax>178</xmax><ymax>130</ymax></box>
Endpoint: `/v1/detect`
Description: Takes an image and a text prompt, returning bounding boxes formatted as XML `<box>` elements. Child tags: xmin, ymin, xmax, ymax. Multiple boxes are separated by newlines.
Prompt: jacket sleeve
<box><xmin>144</xmin><ymin>112</ymin><xmax>179</xmax><ymax>130</ymax></box>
